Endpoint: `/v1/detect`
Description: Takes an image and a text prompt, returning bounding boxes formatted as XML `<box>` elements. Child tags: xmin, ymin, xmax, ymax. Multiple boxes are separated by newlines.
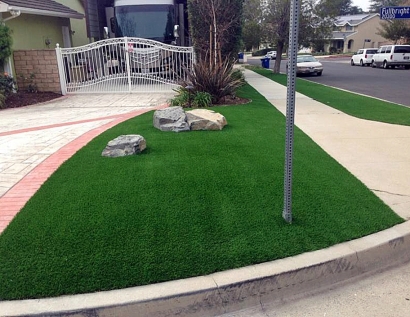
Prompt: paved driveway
<box><xmin>0</xmin><ymin>93</ymin><xmax>173</xmax><ymax>232</ymax></box>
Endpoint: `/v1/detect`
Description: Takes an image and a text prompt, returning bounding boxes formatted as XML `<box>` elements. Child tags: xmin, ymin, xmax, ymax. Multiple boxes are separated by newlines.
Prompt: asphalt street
<box><xmin>219</xmin><ymin>260</ymin><xmax>410</xmax><ymax>317</ymax></box>
<box><xmin>247</xmin><ymin>55</ymin><xmax>410</xmax><ymax>106</ymax></box>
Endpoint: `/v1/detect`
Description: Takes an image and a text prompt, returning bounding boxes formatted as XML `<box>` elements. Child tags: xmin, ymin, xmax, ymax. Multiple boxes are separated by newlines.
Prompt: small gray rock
<box><xmin>102</xmin><ymin>135</ymin><xmax>146</xmax><ymax>157</ymax></box>
<box><xmin>153</xmin><ymin>106</ymin><xmax>190</xmax><ymax>132</ymax></box>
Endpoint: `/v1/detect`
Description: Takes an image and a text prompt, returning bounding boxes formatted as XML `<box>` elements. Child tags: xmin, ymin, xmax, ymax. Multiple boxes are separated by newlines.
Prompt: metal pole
<box><xmin>124</xmin><ymin>37</ymin><xmax>132</xmax><ymax>92</ymax></box>
<box><xmin>55</xmin><ymin>43</ymin><xmax>67</xmax><ymax>96</ymax></box>
<box><xmin>283</xmin><ymin>0</ymin><xmax>300</xmax><ymax>223</ymax></box>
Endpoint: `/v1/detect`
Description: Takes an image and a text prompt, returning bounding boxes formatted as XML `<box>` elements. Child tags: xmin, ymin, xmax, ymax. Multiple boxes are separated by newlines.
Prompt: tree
<box><xmin>264</xmin><ymin>0</ymin><xmax>291</xmax><ymax>73</ymax></box>
<box><xmin>299</xmin><ymin>0</ymin><xmax>337</xmax><ymax>51</ymax></box>
<box><xmin>377</xmin><ymin>20</ymin><xmax>410</xmax><ymax>43</ymax></box>
<box><xmin>348</xmin><ymin>5</ymin><xmax>364</xmax><ymax>14</ymax></box>
<box><xmin>242</xmin><ymin>0</ymin><xmax>264</xmax><ymax>51</ymax></box>
<box><xmin>264</xmin><ymin>0</ymin><xmax>340</xmax><ymax>73</ymax></box>
<box><xmin>184</xmin><ymin>0</ymin><xmax>245</xmax><ymax>105</ymax></box>
<box><xmin>369</xmin><ymin>0</ymin><xmax>402</xmax><ymax>13</ymax></box>
<box><xmin>0</xmin><ymin>22</ymin><xmax>13</xmax><ymax>65</ymax></box>
<box><xmin>315</xmin><ymin>0</ymin><xmax>363</xmax><ymax>15</ymax></box>
<box><xmin>188</xmin><ymin>0</ymin><xmax>244</xmax><ymax>67</ymax></box>
<box><xmin>374</xmin><ymin>0</ymin><xmax>410</xmax><ymax>43</ymax></box>
<box><xmin>337</xmin><ymin>0</ymin><xmax>356</xmax><ymax>15</ymax></box>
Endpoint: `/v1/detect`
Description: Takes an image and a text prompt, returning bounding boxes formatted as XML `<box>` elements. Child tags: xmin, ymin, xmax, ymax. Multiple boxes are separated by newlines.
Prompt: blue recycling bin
<box><xmin>261</xmin><ymin>57</ymin><xmax>270</xmax><ymax>68</ymax></box>
<box><xmin>238</xmin><ymin>52</ymin><xmax>244</xmax><ymax>59</ymax></box>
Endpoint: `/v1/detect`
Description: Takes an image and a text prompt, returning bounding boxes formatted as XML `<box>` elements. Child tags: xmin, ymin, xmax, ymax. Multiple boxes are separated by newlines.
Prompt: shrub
<box><xmin>0</xmin><ymin>23</ymin><xmax>12</xmax><ymax>64</ymax></box>
<box><xmin>329</xmin><ymin>47</ymin><xmax>337</xmax><ymax>55</ymax></box>
<box><xmin>170</xmin><ymin>86</ymin><xmax>191</xmax><ymax>108</ymax></box>
<box><xmin>170</xmin><ymin>57</ymin><xmax>245</xmax><ymax>107</ymax></box>
<box><xmin>170</xmin><ymin>86</ymin><xmax>212</xmax><ymax>108</ymax></box>
<box><xmin>184</xmin><ymin>58</ymin><xmax>245</xmax><ymax>104</ymax></box>
<box><xmin>0</xmin><ymin>72</ymin><xmax>15</xmax><ymax>109</ymax></box>
<box><xmin>230</xmin><ymin>68</ymin><xmax>246</xmax><ymax>85</ymax></box>
<box><xmin>19</xmin><ymin>73</ymin><xmax>38</xmax><ymax>93</ymax></box>
<box><xmin>192</xmin><ymin>91</ymin><xmax>212</xmax><ymax>108</ymax></box>
<box><xmin>0</xmin><ymin>73</ymin><xmax>15</xmax><ymax>97</ymax></box>
<box><xmin>0</xmin><ymin>93</ymin><xmax>6</xmax><ymax>109</ymax></box>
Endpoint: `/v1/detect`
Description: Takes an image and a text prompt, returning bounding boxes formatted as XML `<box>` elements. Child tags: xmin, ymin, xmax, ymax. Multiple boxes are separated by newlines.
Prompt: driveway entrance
<box><xmin>55</xmin><ymin>37</ymin><xmax>194</xmax><ymax>94</ymax></box>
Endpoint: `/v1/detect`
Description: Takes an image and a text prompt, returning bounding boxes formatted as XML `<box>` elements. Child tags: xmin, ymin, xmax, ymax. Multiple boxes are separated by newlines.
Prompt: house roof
<box><xmin>335</xmin><ymin>13</ymin><xmax>379</xmax><ymax>27</ymax></box>
<box><xmin>332</xmin><ymin>31</ymin><xmax>356</xmax><ymax>40</ymax></box>
<box><xmin>0</xmin><ymin>0</ymin><xmax>84</xmax><ymax>19</ymax></box>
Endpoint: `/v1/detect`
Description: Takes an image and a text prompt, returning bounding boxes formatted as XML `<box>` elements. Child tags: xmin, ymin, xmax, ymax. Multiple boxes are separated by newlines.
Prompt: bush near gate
<box><xmin>172</xmin><ymin>58</ymin><xmax>245</xmax><ymax>107</ymax></box>
<box><xmin>0</xmin><ymin>73</ymin><xmax>15</xmax><ymax>109</ymax></box>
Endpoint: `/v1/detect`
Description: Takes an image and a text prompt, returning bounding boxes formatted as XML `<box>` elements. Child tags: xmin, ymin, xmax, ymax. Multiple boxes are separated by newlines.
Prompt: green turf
<box><xmin>249</xmin><ymin>66</ymin><xmax>410</xmax><ymax>126</ymax></box>
<box><xmin>0</xmin><ymin>84</ymin><xmax>403</xmax><ymax>300</ymax></box>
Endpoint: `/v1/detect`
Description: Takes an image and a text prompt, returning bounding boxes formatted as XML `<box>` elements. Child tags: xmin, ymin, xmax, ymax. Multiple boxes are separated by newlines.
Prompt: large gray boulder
<box><xmin>153</xmin><ymin>106</ymin><xmax>190</xmax><ymax>132</ymax></box>
<box><xmin>186</xmin><ymin>109</ymin><xmax>227</xmax><ymax>131</ymax></box>
<box><xmin>102</xmin><ymin>135</ymin><xmax>146</xmax><ymax>157</ymax></box>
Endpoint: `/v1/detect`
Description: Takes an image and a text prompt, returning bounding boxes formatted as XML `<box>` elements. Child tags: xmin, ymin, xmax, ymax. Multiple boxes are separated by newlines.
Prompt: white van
<box><xmin>371</xmin><ymin>45</ymin><xmax>410</xmax><ymax>69</ymax></box>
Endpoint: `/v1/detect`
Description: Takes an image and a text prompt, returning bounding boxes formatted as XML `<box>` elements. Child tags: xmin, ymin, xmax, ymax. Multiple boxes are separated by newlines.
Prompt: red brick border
<box><xmin>0</xmin><ymin>104</ymin><xmax>168</xmax><ymax>234</ymax></box>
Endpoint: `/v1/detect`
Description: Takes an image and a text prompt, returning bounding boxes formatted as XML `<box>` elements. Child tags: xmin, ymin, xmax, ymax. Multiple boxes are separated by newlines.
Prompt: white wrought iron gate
<box><xmin>55</xmin><ymin>37</ymin><xmax>194</xmax><ymax>94</ymax></box>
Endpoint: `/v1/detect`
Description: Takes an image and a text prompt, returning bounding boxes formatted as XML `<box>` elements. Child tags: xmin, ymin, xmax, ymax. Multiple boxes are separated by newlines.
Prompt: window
<box><xmin>345</xmin><ymin>25</ymin><xmax>353</xmax><ymax>31</ymax></box>
<box><xmin>115</xmin><ymin>5</ymin><xmax>175</xmax><ymax>44</ymax></box>
<box><xmin>394</xmin><ymin>46</ymin><xmax>410</xmax><ymax>53</ymax></box>
<box><xmin>386</xmin><ymin>46</ymin><xmax>392</xmax><ymax>53</ymax></box>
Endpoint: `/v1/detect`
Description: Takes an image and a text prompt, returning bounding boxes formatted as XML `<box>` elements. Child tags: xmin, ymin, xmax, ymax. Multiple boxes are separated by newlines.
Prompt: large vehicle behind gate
<box><xmin>103</xmin><ymin>0</ymin><xmax>191</xmax><ymax>79</ymax></box>
<box><xmin>58</xmin><ymin>0</ymin><xmax>193</xmax><ymax>94</ymax></box>
<box><xmin>106</xmin><ymin>0</ymin><xmax>189</xmax><ymax>46</ymax></box>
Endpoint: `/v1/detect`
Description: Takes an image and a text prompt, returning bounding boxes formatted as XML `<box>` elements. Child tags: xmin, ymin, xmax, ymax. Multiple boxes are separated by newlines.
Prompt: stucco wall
<box><xmin>325</xmin><ymin>15</ymin><xmax>393</xmax><ymax>53</ymax></box>
<box><xmin>13</xmin><ymin>50</ymin><xmax>61</xmax><ymax>94</ymax></box>
<box><xmin>351</xmin><ymin>16</ymin><xmax>392</xmax><ymax>52</ymax></box>
<box><xmin>56</xmin><ymin>0</ymin><xmax>89</xmax><ymax>47</ymax></box>
<box><xmin>5</xmin><ymin>14</ymin><xmax>69</xmax><ymax>50</ymax></box>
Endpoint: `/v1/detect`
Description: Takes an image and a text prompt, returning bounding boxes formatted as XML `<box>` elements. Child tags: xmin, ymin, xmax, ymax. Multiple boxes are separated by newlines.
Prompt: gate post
<box><xmin>55</xmin><ymin>44</ymin><xmax>67</xmax><ymax>95</ymax></box>
<box><xmin>124</xmin><ymin>37</ymin><xmax>132</xmax><ymax>92</ymax></box>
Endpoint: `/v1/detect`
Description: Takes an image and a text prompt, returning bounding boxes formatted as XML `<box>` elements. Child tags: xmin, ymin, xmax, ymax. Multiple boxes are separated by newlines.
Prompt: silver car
<box><xmin>287</xmin><ymin>55</ymin><xmax>323</xmax><ymax>76</ymax></box>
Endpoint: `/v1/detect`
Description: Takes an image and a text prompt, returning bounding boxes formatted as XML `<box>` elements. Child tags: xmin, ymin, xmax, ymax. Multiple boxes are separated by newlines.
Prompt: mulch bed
<box><xmin>4</xmin><ymin>91</ymin><xmax>63</xmax><ymax>109</ymax></box>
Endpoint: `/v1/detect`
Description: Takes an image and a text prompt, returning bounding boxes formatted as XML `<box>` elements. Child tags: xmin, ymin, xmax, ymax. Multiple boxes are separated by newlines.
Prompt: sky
<box><xmin>352</xmin><ymin>0</ymin><xmax>371</xmax><ymax>11</ymax></box>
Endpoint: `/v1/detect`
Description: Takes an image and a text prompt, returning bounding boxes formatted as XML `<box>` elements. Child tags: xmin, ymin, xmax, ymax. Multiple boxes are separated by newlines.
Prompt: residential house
<box><xmin>0</xmin><ymin>0</ymin><xmax>85</xmax><ymax>50</ymax></box>
<box><xmin>55</xmin><ymin>0</ymin><xmax>88</xmax><ymax>47</ymax></box>
<box><xmin>0</xmin><ymin>0</ymin><xmax>85</xmax><ymax>91</ymax></box>
<box><xmin>326</xmin><ymin>13</ymin><xmax>391</xmax><ymax>53</ymax></box>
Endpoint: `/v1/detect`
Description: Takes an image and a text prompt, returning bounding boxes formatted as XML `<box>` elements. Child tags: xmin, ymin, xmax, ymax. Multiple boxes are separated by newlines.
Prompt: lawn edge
<box><xmin>2</xmin><ymin>221</ymin><xmax>410</xmax><ymax>317</ymax></box>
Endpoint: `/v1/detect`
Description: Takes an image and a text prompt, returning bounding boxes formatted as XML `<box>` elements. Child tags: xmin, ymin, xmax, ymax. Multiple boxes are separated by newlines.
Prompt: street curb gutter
<box><xmin>2</xmin><ymin>221</ymin><xmax>410</xmax><ymax>317</ymax></box>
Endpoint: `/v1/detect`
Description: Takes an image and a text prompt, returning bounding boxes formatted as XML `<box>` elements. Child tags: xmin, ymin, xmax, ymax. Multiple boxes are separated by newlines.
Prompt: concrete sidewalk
<box><xmin>243</xmin><ymin>69</ymin><xmax>410</xmax><ymax>220</ymax></box>
<box><xmin>1</xmin><ymin>71</ymin><xmax>410</xmax><ymax>317</ymax></box>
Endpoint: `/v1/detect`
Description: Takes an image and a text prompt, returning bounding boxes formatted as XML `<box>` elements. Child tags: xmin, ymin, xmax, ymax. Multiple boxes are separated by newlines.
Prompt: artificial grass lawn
<box><xmin>0</xmin><ymin>84</ymin><xmax>403</xmax><ymax>300</ymax></box>
<box><xmin>249</xmin><ymin>66</ymin><xmax>410</xmax><ymax>126</ymax></box>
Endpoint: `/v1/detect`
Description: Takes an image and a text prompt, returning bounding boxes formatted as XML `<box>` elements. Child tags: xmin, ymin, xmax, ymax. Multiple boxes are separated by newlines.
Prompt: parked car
<box><xmin>265</xmin><ymin>51</ymin><xmax>277</xmax><ymax>60</ymax></box>
<box><xmin>287</xmin><ymin>55</ymin><xmax>323</xmax><ymax>76</ymax></box>
<box><xmin>351</xmin><ymin>48</ymin><xmax>378</xmax><ymax>66</ymax></box>
<box><xmin>371</xmin><ymin>45</ymin><xmax>410</xmax><ymax>69</ymax></box>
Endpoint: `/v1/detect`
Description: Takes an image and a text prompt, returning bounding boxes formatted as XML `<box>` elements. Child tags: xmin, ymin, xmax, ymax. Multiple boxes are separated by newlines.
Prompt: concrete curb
<box><xmin>2</xmin><ymin>221</ymin><xmax>410</xmax><ymax>317</ymax></box>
